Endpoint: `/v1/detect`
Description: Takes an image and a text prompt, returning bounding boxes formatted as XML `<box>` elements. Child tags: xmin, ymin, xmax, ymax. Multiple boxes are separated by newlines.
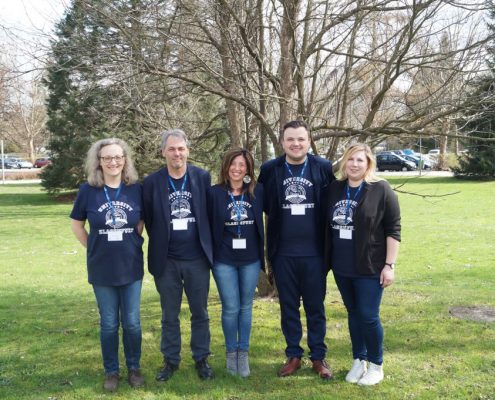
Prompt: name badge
<box><xmin>291</xmin><ymin>204</ymin><xmax>306</xmax><ymax>215</ymax></box>
<box><xmin>172</xmin><ymin>219</ymin><xmax>188</xmax><ymax>230</ymax></box>
<box><xmin>108</xmin><ymin>230</ymin><xmax>123</xmax><ymax>241</ymax></box>
<box><xmin>339</xmin><ymin>228</ymin><xmax>352</xmax><ymax>240</ymax></box>
<box><xmin>232</xmin><ymin>238</ymin><xmax>247</xmax><ymax>249</ymax></box>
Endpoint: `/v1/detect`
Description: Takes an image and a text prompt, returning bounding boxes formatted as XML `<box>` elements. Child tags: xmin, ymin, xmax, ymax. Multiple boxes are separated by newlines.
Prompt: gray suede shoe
<box><xmin>226</xmin><ymin>351</ymin><xmax>237</xmax><ymax>375</ymax></box>
<box><xmin>237</xmin><ymin>351</ymin><xmax>250</xmax><ymax>377</ymax></box>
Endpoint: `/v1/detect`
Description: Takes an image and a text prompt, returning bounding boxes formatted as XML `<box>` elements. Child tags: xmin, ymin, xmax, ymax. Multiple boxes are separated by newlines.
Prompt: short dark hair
<box><xmin>281</xmin><ymin>120</ymin><xmax>310</xmax><ymax>140</ymax></box>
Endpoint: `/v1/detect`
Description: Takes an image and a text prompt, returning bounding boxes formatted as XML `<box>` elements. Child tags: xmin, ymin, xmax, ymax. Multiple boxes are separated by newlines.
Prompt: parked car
<box><xmin>428</xmin><ymin>149</ymin><xmax>440</xmax><ymax>156</ymax></box>
<box><xmin>389</xmin><ymin>150</ymin><xmax>405</xmax><ymax>156</ymax></box>
<box><xmin>376</xmin><ymin>153</ymin><xmax>417</xmax><ymax>171</ymax></box>
<box><xmin>0</xmin><ymin>158</ymin><xmax>21</xmax><ymax>169</ymax></box>
<box><xmin>34</xmin><ymin>157</ymin><xmax>52</xmax><ymax>168</ymax></box>
<box><xmin>11</xmin><ymin>158</ymin><xmax>34</xmax><ymax>168</ymax></box>
<box><xmin>403</xmin><ymin>154</ymin><xmax>433</xmax><ymax>170</ymax></box>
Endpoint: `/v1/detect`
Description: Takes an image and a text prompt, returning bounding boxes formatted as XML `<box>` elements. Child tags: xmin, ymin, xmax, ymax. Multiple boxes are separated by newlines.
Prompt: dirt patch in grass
<box><xmin>449</xmin><ymin>305</ymin><xmax>495</xmax><ymax>322</ymax></box>
<box><xmin>55</xmin><ymin>192</ymin><xmax>77</xmax><ymax>202</ymax></box>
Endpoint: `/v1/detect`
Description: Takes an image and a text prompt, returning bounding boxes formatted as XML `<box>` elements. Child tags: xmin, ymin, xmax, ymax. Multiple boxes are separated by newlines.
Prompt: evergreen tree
<box><xmin>42</xmin><ymin>0</ymin><xmax>115</xmax><ymax>193</ymax></box>
<box><xmin>42</xmin><ymin>0</ymin><xmax>229</xmax><ymax>193</ymax></box>
<box><xmin>454</xmin><ymin>2</ymin><xmax>495</xmax><ymax>179</ymax></box>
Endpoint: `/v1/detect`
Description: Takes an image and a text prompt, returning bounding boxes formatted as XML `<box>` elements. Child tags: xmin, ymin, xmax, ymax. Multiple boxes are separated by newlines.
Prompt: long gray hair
<box><xmin>85</xmin><ymin>138</ymin><xmax>139</xmax><ymax>187</ymax></box>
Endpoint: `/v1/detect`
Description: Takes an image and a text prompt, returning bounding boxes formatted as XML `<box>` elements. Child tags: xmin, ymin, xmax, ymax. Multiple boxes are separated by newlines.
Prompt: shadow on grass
<box><xmin>0</xmin><ymin>210</ymin><xmax>73</xmax><ymax>220</ymax></box>
<box><xmin>0</xmin><ymin>193</ymin><xmax>65</xmax><ymax>207</ymax></box>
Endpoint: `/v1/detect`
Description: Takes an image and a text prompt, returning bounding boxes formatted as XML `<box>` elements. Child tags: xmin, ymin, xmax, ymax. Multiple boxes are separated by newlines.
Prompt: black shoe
<box><xmin>155</xmin><ymin>362</ymin><xmax>178</xmax><ymax>381</ymax></box>
<box><xmin>195</xmin><ymin>358</ymin><xmax>214</xmax><ymax>380</ymax></box>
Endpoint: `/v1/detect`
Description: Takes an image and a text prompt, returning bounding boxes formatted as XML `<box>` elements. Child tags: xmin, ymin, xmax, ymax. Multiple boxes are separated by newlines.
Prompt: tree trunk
<box><xmin>218</xmin><ymin>5</ymin><xmax>242</xmax><ymax>148</ymax></box>
<box><xmin>278</xmin><ymin>0</ymin><xmax>301</xmax><ymax>127</ymax></box>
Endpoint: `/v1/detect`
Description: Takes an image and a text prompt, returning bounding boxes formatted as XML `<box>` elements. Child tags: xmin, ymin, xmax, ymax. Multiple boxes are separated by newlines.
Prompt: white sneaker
<box><xmin>345</xmin><ymin>359</ymin><xmax>367</xmax><ymax>383</ymax></box>
<box><xmin>357</xmin><ymin>362</ymin><xmax>383</xmax><ymax>386</ymax></box>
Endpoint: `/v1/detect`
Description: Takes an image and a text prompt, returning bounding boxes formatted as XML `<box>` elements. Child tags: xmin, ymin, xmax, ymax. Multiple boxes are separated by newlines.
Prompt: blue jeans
<box><xmin>333</xmin><ymin>273</ymin><xmax>384</xmax><ymax>365</ymax></box>
<box><xmin>92</xmin><ymin>280</ymin><xmax>142</xmax><ymax>374</ymax></box>
<box><xmin>213</xmin><ymin>261</ymin><xmax>261</xmax><ymax>352</ymax></box>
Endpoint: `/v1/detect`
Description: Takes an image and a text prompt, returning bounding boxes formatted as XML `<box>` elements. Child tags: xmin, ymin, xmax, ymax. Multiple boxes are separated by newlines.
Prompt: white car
<box><xmin>428</xmin><ymin>149</ymin><xmax>440</xmax><ymax>156</ymax></box>
<box><xmin>11</xmin><ymin>158</ymin><xmax>34</xmax><ymax>168</ymax></box>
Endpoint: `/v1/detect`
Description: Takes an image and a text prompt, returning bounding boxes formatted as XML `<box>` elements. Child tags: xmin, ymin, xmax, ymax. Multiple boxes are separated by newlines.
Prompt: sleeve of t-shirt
<box><xmin>70</xmin><ymin>184</ymin><xmax>88</xmax><ymax>221</ymax></box>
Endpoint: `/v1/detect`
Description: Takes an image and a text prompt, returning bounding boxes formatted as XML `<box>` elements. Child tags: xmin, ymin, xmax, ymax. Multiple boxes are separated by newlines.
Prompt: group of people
<box><xmin>70</xmin><ymin>120</ymin><xmax>401</xmax><ymax>392</ymax></box>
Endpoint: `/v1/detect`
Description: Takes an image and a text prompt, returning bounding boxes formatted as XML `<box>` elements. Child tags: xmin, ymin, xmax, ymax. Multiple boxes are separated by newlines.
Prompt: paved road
<box><xmin>377</xmin><ymin>170</ymin><xmax>454</xmax><ymax>178</ymax></box>
<box><xmin>0</xmin><ymin>179</ymin><xmax>42</xmax><ymax>185</ymax></box>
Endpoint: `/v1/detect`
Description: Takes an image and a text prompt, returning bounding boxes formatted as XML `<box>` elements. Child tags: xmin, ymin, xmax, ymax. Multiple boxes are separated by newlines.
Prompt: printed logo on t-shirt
<box><xmin>282</xmin><ymin>177</ymin><xmax>314</xmax><ymax>209</ymax></box>
<box><xmin>285</xmin><ymin>182</ymin><xmax>306</xmax><ymax>204</ymax></box>
<box><xmin>225</xmin><ymin>201</ymin><xmax>254</xmax><ymax>226</ymax></box>
<box><xmin>97</xmin><ymin>201</ymin><xmax>134</xmax><ymax>234</ymax></box>
<box><xmin>332</xmin><ymin>199</ymin><xmax>358</xmax><ymax>226</ymax></box>
<box><xmin>105</xmin><ymin>208</ymin><xmax>128</xmax><ymax>229</ymax></box>
<box><xmin>170</xmin><ymin>191</ymin><xmax>192</xmax><ymax>219</ymax></box>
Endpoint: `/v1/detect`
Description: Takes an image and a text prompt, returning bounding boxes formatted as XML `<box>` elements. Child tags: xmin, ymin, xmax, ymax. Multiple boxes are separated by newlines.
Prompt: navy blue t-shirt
<box><xmin>216</xmin><ymin>192</ymin><xmax>259</xmax><ymax>267</ymax></box>
<box><xmin>329</xmin><ymin>182</ymin><xmax>377</xmax><ymax>277</ymax></box>
<box><xmin>168</xmin><ymin>174</ymin><xmax>204</xmax><ymax>260</ymax></box>
<box><xmin>70</xmin><ymin>183</ymin><xmax>144</xmax><ymax>286</ymax></box>
<box><xmin>278</xmin><ymin>161</ymin><xmax>319</xmax><ymax>256</ymax></box>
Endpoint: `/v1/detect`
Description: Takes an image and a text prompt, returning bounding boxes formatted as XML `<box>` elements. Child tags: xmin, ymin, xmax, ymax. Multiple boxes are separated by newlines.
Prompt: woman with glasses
<box><xmin>208</xmin><ymin>148</ymin><xmax>264</xmax><ymax>377</ymax></box>
<box><xmin>70</xmin><ymin>138</ymin><xmax>145</xmax><ymax>391</ymax></box>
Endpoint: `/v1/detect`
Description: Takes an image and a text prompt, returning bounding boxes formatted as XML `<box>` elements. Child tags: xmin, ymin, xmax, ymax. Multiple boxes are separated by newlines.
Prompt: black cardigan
<box><xmin>324</xmin><ymin>179</ymin><xmax>401</xmax><ymax>275</ymax></box>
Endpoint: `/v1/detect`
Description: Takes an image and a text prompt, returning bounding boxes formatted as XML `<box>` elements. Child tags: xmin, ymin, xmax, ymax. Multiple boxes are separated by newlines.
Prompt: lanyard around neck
<box><xmin>345</xmin><ymin>182</ymin><xmax>364</xmax><ymax>224</ymax></box>
<box><xmin>168</xmin><ymin>173</ymin><xmax>188</xmax><ymax>194</ymax></box>
<box><xmin>228</xmin><ymin>191</ymin><xmax>245</xmax><ymax>238</ymax></box>
<box><xmin>103</xmin><ymin>183</ymin><xmax>123</xmax><ymax>226</ymax></box>
<box><xmin>284</xmin><ymin>157</ymin><xmax>308</xmax><ymax>178</ymax></box>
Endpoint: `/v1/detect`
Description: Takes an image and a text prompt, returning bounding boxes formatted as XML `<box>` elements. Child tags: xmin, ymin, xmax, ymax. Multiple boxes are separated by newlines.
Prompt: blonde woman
<box><xmin>325</xmin><ymin>143</ymin><xmax>401</xmax><ymax>386</ymax></box>
<box><xmin>70</xmin><ymin>138</ymin><xmax>145</xmax><ymax>391</ymax></box>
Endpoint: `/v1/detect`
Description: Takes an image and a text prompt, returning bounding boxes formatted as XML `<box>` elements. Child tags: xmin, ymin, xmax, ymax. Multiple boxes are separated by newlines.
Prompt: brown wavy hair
<box><xmin>218</xmin><ymin>148</ymin><xmax>256</xmax><ymax>197</ymax></box>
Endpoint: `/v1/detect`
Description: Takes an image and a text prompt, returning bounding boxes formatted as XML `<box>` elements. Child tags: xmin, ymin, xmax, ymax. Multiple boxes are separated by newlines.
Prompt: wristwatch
<box><xmin>385</xmin><ymin>262</ymin><xmax>395</xmax><ymax>269</ymax></box>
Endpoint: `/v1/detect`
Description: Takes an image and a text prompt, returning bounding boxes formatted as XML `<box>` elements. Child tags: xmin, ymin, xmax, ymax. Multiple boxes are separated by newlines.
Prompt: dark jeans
<box><xmin>154</xmin><ymin>256</ymin><xmax>211</xmax><ymax>365</ymax></box>
<box><xmin>92</xmin><ymin>280</ymin><xmax>142</xmax><ymax>374</ymax></box>
<box><xmin>333</xmin><ymin>272</ymin><xmax>384</xmax><ymax>365</ymax></box>
<box><xmin>272</xmin><ymin>255</ymin><xmax>327</xmax><ymax>360</ymax></box>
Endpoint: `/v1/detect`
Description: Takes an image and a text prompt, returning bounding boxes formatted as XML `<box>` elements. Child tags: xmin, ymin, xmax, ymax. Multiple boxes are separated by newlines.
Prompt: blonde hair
<box><xmin>337</xmin><ymin>143</ymin><xmax>382</xmax><ymax>183</ymax></box>
<box><xmin>85</xmin><ymin>138</ymin><xmax>139</xmax><ymax>187</ymax></box>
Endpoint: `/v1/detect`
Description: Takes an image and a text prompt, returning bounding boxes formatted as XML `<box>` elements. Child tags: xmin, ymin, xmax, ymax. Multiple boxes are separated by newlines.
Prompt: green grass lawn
<box><xmin>0</xmin><ymin>178</ymin><xmax>494</xmax><ymax>400</ymax></box>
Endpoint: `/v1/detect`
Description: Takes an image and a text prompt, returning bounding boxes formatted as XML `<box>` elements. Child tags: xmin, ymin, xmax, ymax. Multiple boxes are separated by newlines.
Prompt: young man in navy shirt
<box><xmin>258</xmin><ymin>120</ymin><xmax>335</xmax><ymax>379</ymax></box>
<box><xmin>143</xmin><ymin>129</ymin><xmax>214</xmax><ymax>381</ymax></box>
